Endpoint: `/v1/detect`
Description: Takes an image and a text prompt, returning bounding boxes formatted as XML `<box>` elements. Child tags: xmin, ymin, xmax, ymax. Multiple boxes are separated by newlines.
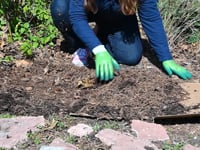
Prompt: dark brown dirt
<box><xmin>0</xmin><ymin>39</ymin><xmax>200</xmax><ymax>149</ymax></box>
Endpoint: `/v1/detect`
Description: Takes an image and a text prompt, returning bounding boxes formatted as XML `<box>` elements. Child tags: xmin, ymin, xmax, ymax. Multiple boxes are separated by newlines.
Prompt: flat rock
<box><xmin>67</xmin><ymin>123</ymin><xmax>93</xmax><ymax>137</ymax></box>
<box><xmin>131</xmin><ymin>120</ymin><xmax>169</xmax><ymax>141</ymax></box>
<box><xmin>183</xmin><ymin>144</ymin><xmax>200</xmax><ymax>150</ymax></box>
<box><xmin>40</xmin><ymin>138</ymin><xmax>79</xmax><ymax>150</ymax></box>
<box><xmin>95</xmin><ymin>128</ymin><xmax>159</xmax><ymax>150</ymax></box>
<box><xmin>0</xmin><ymin>116</ymin><xmax>45</xmax><ymax>149</ymax></box>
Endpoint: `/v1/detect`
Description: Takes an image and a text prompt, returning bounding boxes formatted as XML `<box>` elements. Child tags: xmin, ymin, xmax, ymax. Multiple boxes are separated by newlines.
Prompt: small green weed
<box><xmin>103</xmin><ymin>121</ymin><xmax>120</xmax><ymax>130</ymax></box>
<box><xmin>93</xmin><ymin>122</ymin><xmax>102</xmax><ymax>133</ymax></box>
<box><xmin>0</xmin><ymin>56</ymin><xmax>14</xmax><ymax>63</ymax></box>
<box><xmin>163</xmin><ymin>142</ymin><xmax>184</xmax><ymax>150</ymax></box>
<box><xmin>56</xmin><ymin>121</ymin><xmax>66</xmax><ymax>129</ymax></box>
<box><xmin>93</xmin><ymin>120</ymin><xmax>120</xmax><ymax>133</ymax></box>
<box><xmin>66</xmin><ymin>135</ymin><xmax>77</xmax><ymax>144</ymax></box>
<box><xmin>27</xmin><ymin>131</ymin><xmax>41</xmax><ymax>145</ymax></box>
<box><xmin>0</xmin><ymin>113</ymin><xmax>15</xmax><ymax>118</ymax></box>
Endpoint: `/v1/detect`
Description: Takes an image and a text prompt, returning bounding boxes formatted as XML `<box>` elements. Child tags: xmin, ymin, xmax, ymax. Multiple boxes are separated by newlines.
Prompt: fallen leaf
<box><xmin>42</xmin><ymin>118</ymin><xmax>58</xmax><ymax>131</ymax></box>
<box><xmin>77</xmin><ymin>78</ymin><xmax>95</xmax><ymax>88</ymax></box>
<box><xmin>0</xmin><ymin>52</ymin><xmax>5</xmax><ymax>58</ymax></box>
<box><xmin>0</xmin><ymin>40</ymin><xmax>5</xmax><ymax>49</ymax></box>
<box><xmin>14</xmin><ymin>60</ymin><xmax>32</xmax><ymax>67</ymax></box>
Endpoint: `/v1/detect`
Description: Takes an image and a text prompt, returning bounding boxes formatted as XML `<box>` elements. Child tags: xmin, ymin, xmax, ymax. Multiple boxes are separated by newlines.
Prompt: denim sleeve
<box><xmin>138</xmin><ymin>0</ymin><xmax>173</xmax><ymax>61</ymax></box>
<box><xmin>69</xmin><ymin>0</ymin><xmax>102</xmax><ymax>51</ymax></box>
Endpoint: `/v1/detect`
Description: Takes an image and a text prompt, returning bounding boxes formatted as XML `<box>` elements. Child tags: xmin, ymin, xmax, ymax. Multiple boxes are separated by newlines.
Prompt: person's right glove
<box><xmin>95</xmin><ymin>51</ymin><xmax>120</xmax><ymax>81</ymax></box>
<box><xmin>162</xmin><ymin>60</ymin><xmax>192</xmax><ymax>80</ymax></box>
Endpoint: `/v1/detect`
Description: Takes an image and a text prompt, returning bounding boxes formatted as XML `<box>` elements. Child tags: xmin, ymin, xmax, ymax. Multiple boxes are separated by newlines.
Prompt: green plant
<box><xmin>103</xmin><ymin>121</ymin><xmax>120</xmax><ymax>130</ymax></box>
<box><xmin>27</xmin><ymin>131</ymin><xmax>41</xmax><ymax>145</ymax></box>
<box><xmin>163</xmin><ymin>142</ymin><xmax>184</xmax><ymax>150</ymax></box>
<box><xmin>158</xmin><ymin>0</ymin><xmax>200</xmax><ymax>46</ymax></box>
<box><xmin>0</xmin><ymin>0</ymin><xmax>58</xmax><ymax>57</ymax></box>
<box><xmin>0</xmin><ymin>56</ymin><xmax>14</xmax><ymax>63</ymax></box>
<box><xmin>93</xmin><ymin>122</ymin><xmax>102</xmax><ymax>133</ymax></box>
<box><xmin>0</xmin><ymin>113</ymin><xmax>15</xmax><ymax>118</ymax></box>
<box><xmin>66</xmin><ymin>135</ymin><xmax>77</xmax><ymax>144</ymax></box>
<box><xmin>0</xmin><ymin>18</ymin><xmax>7</xmax><ymax>37</ymax></box>
<box><xmin>56</xmin><ymin>121</ymin><xmax>66</xmax><ymax>129</ymax></box>
<box><xmin>93</xmin><ymin>121</ymin><xmax>120</xmax><ymax>133</ymax></box>
<box><xmin>188</xmin><ymin>32</ymin><xmax>200</xmax><ymax>44</ymax></box>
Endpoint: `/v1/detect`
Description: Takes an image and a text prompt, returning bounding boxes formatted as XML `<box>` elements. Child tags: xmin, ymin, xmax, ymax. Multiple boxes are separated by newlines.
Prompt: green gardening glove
<box><xmin>95</xmin><ymin>51</ymin><xmax>120</xmax><ymax>81</ymax></box>
<box><xmin>162</xmin><ymin>60</ymin><xmax>192</xmax><ymax>80</ymax></box>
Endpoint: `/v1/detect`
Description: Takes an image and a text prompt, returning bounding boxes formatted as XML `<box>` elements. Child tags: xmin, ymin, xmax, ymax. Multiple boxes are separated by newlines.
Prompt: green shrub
<box><xmin>158</xmin><ymin>0</ymin><xmax>200</xmax><ymax>46</ymax></box>
<box><xmin>0</xmin><ymin>0</ymin><xmax>58</xmax><ymax>57</ymax></box>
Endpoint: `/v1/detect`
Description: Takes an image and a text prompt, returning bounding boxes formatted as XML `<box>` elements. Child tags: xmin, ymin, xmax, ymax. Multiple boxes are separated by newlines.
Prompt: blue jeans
<box><xmin>50</xmin><ymin>0</ymin><xmax>143</xmax><ymax>65</ymax></box>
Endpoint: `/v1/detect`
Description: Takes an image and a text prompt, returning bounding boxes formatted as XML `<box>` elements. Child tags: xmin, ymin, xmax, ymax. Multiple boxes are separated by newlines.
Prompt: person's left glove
<box><xmin>95</xmin><ymin>51</ymin><xmax>120</xmax><ymax>81</ymax></box>
<box><xmin>162</xmin><ymin>60</ymin><xmax>192</xmax><ymax>80</ymax></box>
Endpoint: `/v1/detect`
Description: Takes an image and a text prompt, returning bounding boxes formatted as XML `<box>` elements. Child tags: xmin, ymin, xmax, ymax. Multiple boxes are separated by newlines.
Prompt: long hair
<box><xmin>84</xmin><ymin>0</ymin><xmax>138</xmax><ymax>15</ymax></box>
<box><xmin>84</xmin><ymin>0</ymin><xmax>98</xmax><ymax>14</ymax></box>
<box><xmin>119</xmin><ymin>0</ymin><xmax>138</xmax><ymax>15</ymax></box>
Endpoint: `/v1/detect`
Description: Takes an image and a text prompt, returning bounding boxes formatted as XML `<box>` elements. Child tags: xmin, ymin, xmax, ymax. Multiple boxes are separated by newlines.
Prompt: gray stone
<box><xmin>67</xmin><ymin>123</ymin><xmax>93</xmax><ymax>137</ymax></box>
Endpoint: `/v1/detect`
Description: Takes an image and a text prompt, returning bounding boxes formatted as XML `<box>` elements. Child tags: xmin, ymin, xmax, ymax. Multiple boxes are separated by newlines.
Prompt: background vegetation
<box><xmin>158</xmin><ymin>0</ymin><xmax>200</xmax><ymax>47</ymax></box>
<box><xmin>0</xmin><ymin>0</ymin><xmax>200</xmax><ymax>58</ymax></box>
<box><xmin>0</xmin><ymin>0</ymin><xmax>57</xmax><ymax>57</ymax></box>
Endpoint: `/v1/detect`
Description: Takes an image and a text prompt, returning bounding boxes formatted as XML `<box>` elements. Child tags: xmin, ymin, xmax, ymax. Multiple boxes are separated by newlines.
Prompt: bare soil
<box><xmin>0</xmin><ymin>39</ymin><xmax>200</xmax><ymax>149</ymax></box>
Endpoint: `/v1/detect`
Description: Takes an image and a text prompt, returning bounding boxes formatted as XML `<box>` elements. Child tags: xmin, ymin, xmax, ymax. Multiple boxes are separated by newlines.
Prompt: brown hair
<box><xmin>84</xmin><ymin>0</ymin><xmax>98</xmax><ymax>14</ymax></box>
<box><xmin>84</xmin><ymin>0</ymin><xmax>138</xmax><ymax>15</ymax></box>
<box><xmin>119</xmin><ymin>0</ymin><xmax>138</xmax><ymax>15</ymax></box>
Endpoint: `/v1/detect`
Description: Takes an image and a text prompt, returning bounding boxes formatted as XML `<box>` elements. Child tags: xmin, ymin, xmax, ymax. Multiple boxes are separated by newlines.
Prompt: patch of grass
<box><xmin>0</xmin><ymin>56</ymin><xmax>14</xmax><ymax>63</ymax></box>
<box><xmin>103</xmin><ymin>121</ymin><xmax>120</xmax><ymax>130</ymax></box>
<box><xmin>93</xmin><ymin>122</ymin><xmax>102</xmax><ymax>133</ymax></box>
<box><xmin>27</xmin><ymin>131</ymin><xmax>41</xmax><ymax>145</ymax></box>
<box><xmin>65</xmin><ymin>135</ymin><xmax>77</xmax><ymax>144</ymax></box>
<box><xmin>0</xmin><ymin>113</ymin><xmax>15</xmax><ymax>118</ymax></box>
<box><xmin>93</xmin><ymin>120</ymin><xmax>120</xmax><ymax>133</ymax></box>
<box><xmin>56</xmin><ymin>121</ymin><xmax>66</xmax><ymax>129</ymax></box>
<box><xmin>163</xmin><ymin>142</ymin><xmax>185</xmax><ymax>150</ymax></box>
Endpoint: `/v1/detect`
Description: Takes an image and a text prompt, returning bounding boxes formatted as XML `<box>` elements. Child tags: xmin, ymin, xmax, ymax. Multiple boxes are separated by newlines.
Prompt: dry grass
<box><xmin>158</xmin><ymin>0</ymin><xmax>200</xmax><ymax>47</ymax></box>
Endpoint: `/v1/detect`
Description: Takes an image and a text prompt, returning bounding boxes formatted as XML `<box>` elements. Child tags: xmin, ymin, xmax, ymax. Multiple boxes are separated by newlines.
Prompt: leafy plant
<box><xmin>163</xmin><ymin>142</ymin><xmax>184</xmax><ymax>150</ymax></box>
<box><xmin>66</xmin><ymin>135</ymin><xmax>77</xmax><ymax>144</ymax></box>
<box><xmin>93</xmin><ymin>121</ymin><xmax>120</xmax><ymax>133</ymax></box>
<box><xmin>27</xmin><ymin>131</ymin><xmax>41</xmax><ymax>145</ymax></box>
<box><xmin>0</xmin><ymin>56</ymin><xmax>14</xmax><ymax>63</ymax></box>
<box><xmin>103</xmin><ymin>121</ymin><xmax>120</xmax><ymax>130</ymax></box>
<box><xmin>0</xmin><ymin>0</ymin><xmax>58</xmax><ymax>57</ymax></box>
<box><xmin>0</xmin><ymin>113</ymin><xmax>15</xmax><ymax>118</ymax></box>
